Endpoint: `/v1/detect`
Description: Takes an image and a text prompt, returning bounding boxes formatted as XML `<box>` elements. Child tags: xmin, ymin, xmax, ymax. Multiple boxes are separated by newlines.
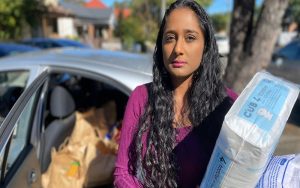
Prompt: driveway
<box><xmin>275</xmin><ymin>100</ymin><xmax>300</xmax><ymax>155</ymax></box>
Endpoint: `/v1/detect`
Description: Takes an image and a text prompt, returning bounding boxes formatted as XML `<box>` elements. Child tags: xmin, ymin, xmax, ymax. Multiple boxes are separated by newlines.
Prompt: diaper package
<box><xmin>200</xmin><ymin>71</ymin><xmax>300</xmax><ymax>188</ymax></box>
<box><xmin>256</xmin><ymin>154</ymin><xmax>300</xmax><ymax>188</ymax></box>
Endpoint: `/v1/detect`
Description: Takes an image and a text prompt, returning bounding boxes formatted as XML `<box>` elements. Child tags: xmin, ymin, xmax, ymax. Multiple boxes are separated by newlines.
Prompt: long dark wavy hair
<box><xmin>128</xmin><ymin>0</ymin><xmax>226</xmax><ymax>187</ymax></box>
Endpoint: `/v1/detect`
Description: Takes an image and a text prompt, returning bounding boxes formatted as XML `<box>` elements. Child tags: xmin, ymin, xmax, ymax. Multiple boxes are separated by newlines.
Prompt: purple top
<box><xmin>114</xmin><ymin>84</ymin><xmax>236</xmax><ymax>188</ymax></box>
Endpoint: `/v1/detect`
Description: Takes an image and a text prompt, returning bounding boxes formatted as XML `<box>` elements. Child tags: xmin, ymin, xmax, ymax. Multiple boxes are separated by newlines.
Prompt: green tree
<box><xmin>0</xmin><ymin>0</ymin><xmax>42</xmax><ymax>40</ymax></box>
<box><xmin>114</xmin><ymin>0</ymin><xmax>212</xmax><ymax>52</ymax></box>
<box><xmin>210</xmin><ymin>13</ymin><xmax>231</xmax><ymax>33</ymax></box>
<box><xmin>286</xmin><ymin>0</ymin><xmax>300</xmax><ymax>29</ymax></box>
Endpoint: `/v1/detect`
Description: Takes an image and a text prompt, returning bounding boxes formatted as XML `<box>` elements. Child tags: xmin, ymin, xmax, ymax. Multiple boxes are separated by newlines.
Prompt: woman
<box><xmin>114</xmin><ymin>0</ymin><xmax>237</xmax><ymax>187</ymax></box>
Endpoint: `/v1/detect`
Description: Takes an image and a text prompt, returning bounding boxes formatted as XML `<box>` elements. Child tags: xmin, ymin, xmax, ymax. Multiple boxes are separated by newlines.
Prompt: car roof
<box><xmin>22</xmin><ymin>38</ymin><xmax>67</xmax><ymax>42</ymax></box>
<box><xmin>0</xmin><ymin>47</ymin><xmax>152</xmax><ymax>71</ymax></box>
<box><xmin>0</xmin><ymin>48</ymin><xmax>153</xmax><ymax>92</ymax></box>
<box><xmin>22</xmin><ymin>38</ymin><xmax>81</xmax><ymax>43</ymax></box>
<box><xmin>0</xmin><ymin>43</ymin><xmax>39</xmax><ymax>51</ymax></box>
<box><xmin>22</xmin><ymin>38</ymin><xmax>89</xmax><ymax>47</ymax></box>
<box><xmin>0</xmin><ymin>47</ymin><xmax>152</xmax><ymax>81</ymax></box>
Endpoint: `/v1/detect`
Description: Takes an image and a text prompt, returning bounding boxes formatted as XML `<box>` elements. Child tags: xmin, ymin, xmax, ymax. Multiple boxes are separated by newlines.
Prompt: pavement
<box><xmin>274</xmin><ymin>100</ymin><xmax>300</xmax><ymax>155</ymax></box>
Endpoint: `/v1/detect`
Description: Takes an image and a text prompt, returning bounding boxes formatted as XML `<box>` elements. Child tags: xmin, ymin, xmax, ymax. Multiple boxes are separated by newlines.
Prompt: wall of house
<box><xmin>58</xmin><ymin>18</ymin><xmax>77</xmax><ymax>37</ymax></box>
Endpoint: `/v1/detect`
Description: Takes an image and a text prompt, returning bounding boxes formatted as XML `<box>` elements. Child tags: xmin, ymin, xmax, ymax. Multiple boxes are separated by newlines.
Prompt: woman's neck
<box><xmin>172</xmin><ymin>76</ymin><xmax>192</xmax><ymax>99</ymax></box>
<box><xmin>171</xmin><ymin>76</ymin><xmax>192</xmax><ymax>127</ymax></box>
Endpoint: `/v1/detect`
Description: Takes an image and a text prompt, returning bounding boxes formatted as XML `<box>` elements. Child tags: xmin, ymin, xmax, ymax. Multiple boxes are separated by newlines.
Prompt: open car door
<box><xmin>0</xmin><ymin>70</ymin><xmax>48</xmax><ymax>188</ymax></box>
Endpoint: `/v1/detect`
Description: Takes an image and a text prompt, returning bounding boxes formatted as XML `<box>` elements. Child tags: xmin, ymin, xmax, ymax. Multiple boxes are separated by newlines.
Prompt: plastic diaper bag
<box><xmin>200</xmin><ymin>71</ymin><xmax>300</xmax><ymax>188</ymax></box>
<box><xmin>256</xmin><ymin>153</ymin><xmax>300</xmax><ymax>188</ymax></box>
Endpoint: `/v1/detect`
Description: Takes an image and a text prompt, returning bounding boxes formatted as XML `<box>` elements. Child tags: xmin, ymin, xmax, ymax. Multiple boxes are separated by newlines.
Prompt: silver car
<box><xmin>0</xmin><ymin>48</ymin><xmax>152</xmax><ymax>187</ymax></box>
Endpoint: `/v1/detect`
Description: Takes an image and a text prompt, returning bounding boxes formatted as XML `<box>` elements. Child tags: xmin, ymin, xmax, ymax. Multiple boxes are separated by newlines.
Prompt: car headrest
<box><xmin>50</xmin><ymin>86</ymin><xmax>75</xmax><ymax>118</ymax></box>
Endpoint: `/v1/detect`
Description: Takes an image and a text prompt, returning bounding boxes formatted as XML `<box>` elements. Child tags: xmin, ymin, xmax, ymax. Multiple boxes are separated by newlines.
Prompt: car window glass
<box><xmin>35</xmin><ymin>42</ymin><xmax>49</xmax><ymax>49</ymax></box>
<box><xmin>51</xmin><ymin>42</ymin><xmax>61</xmax><ymax>48</ymax></box>
<box><xmin>0</xmin><ymin>71</ymin><xmax>29</xmax><ymax>124</ymax></box>
<box><xmin>2</xmin><ymin>87</ymin><xmax>40</xmax><ymax>177</ymax></box>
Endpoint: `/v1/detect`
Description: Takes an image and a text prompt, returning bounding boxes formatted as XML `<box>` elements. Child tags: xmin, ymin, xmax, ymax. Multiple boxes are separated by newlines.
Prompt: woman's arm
<box><xmin>114</xmin><ymin>85</ymin><xmax>148</xmax><ymax>188</ymax></box>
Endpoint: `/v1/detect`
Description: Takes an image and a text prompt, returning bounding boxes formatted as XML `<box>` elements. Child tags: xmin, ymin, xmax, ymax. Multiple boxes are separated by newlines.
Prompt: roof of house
<box><xmin>60</xmin><ymin>1</ymin><xmax>113</xmax><ymax>24</ymax></box>
<box><xmin>114</xmin><ymin>8</ymin><xmax>132</xmax><ymax>19</ymax></box>
<box><xmin>85</xmin><ymin>0</ymin><xmax>107</xmax><ymax>9</ymax></box>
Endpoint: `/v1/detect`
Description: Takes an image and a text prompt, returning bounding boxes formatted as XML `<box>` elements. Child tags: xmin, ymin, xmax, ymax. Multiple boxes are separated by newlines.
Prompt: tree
<box><xmin>114</xmin><ymin>0</ymin><xmax>212</xmax><ymax>52</ymax></box>
<box><xmin>210</xmin><ymin>13</ymin><xmax>231</xmax><ymax>33</ymax></box>
<box><xmin>0</xmin><ymin>0</ymin><xmax>42</xmax><ymax>40</ymax></box>
<box><xmin>224</xmin><ymin>0</ymin><xmax>289</xmax><ymax>93</ymax></box>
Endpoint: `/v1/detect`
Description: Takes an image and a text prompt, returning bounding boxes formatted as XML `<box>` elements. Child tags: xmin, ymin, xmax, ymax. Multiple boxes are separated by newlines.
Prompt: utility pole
<box><xmin>161</xmin><ymin>0</ymin><xmax>166</xmax><ymax>21</ymax></box>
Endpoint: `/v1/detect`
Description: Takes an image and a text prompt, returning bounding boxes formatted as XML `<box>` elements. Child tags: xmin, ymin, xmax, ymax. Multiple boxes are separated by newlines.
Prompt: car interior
<box><xmin>41</xmin><ymin>73</ymin><xmax>128</xmax><ymax>187</ymax></box>
<box><xmin>1</xmin><ymin>71</ymin><xmax>129</xmax><ymax>188</ymax></box>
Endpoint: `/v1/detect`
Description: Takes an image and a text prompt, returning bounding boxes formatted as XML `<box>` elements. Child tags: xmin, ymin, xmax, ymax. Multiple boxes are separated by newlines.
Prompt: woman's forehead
<box><xmin>165</xmin><ymin>8</ymin><xmax>200</xmax><ymax>26</ymax></box>
<box><xmin>164</xmin><ymin>7</ymin><xmax>203</xmax><ymax>33</ymax></box>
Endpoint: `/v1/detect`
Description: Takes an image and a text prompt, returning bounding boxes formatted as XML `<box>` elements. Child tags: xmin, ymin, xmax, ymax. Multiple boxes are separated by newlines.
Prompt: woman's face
<box><xmin>162</xmin><ymin>7</ymin><xmax>205</xmax><ymax>81</ymax></box>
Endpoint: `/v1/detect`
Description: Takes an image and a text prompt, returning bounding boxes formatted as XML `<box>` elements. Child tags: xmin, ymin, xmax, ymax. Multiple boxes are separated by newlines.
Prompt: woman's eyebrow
<box><xmin>164</xmin><ymin>29</ymin><xmax>200</xmax><ymax>34</ymax></box>
<box><xmin>164</xmin><ymin>30</ymin><xmax>176</xmax><ymax>34</ymax></box>
<box><xmin>184</xmin><ymin>29</ymin><xmax>199</xmax><ymax>34</ymax></box>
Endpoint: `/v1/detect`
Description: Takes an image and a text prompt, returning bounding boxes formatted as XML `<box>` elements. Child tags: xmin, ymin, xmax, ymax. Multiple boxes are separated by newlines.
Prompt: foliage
<box><xmin>114</xmin><ymin>0</ymin><xmax>212</xmax><ymax>51</ymax></box>
<box><xmin>0</xmin><ymin>0</ymin><xmax>42</xmax><ymax>40</ymax></box>
<box><xmin>288</xmin><ymin>0</ymin><xmax>300</xmax><ymax>26</ymax></box>
<box><xmin>210</xmin><ymin>13</ymin><xmax>230</xmax><ymax>32</ymax></box>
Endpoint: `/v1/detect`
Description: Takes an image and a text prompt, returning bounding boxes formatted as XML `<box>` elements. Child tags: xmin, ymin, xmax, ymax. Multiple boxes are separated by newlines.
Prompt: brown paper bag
<box><xmin>84</xmin><ymin>142</ymin><xmax>116</xmax><ymax>187</ymax></box>
<box><xmin>68</xmin><ymin>106</ymin><xmax>118</xmax><ymax>187</ymax></box>
<box><xmin>43</xmin><ymin>101</ymin><xmax>119</xmax><ymax>187</ymax></box>
<box><xmin>42</xmin><ymin>141</ymin><xmax>87</xmax><ymax>188</ymax></box>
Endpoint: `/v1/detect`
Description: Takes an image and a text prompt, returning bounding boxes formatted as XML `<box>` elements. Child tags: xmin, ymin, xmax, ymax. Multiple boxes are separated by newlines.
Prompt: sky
<box><xmin>99</xmin><ymin>0</ymin><xmax>264</xmax><ymax>15</ymax></box>
<box><xmin>206</xmin><ymin>0</ymin><xmax>263</xmax><ymax>14</ymax></box>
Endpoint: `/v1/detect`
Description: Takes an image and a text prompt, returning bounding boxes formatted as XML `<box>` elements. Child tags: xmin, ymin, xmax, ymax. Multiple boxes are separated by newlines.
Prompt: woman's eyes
<box><xmin>165</xmin><ymin>35</ymin><xmax>175</xmax><ymax>42</ymax></box>
<box><xmin>164</xmin><ymin>34</ymin><xmax>196</xmax><ymax>43</ymax></box>
<box><xmin>186</xmin><ymin>35</ymin><xmax>196</xmax><ymax>42</ymax></box>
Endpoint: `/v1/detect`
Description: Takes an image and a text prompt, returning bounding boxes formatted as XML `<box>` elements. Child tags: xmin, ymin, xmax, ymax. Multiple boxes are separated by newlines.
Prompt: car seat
<box><xmin>41</xmin><ymin>86</ymin><xmax>76</xmax><ymax>172</ymax></box>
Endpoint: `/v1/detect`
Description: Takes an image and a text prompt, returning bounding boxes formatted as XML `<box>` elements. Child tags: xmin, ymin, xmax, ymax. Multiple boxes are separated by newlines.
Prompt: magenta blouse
<box><xmin>114</xmin><ymin>84</ymin><xmax>237</xmax><ymax>188</ymax></box>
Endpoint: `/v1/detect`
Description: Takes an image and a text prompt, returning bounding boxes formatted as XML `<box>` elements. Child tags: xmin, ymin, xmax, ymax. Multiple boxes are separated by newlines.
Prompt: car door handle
<box><xmin>27</xmin><ymin>169</ymin><xmax>37</xmax><ymax>184</ymax></box>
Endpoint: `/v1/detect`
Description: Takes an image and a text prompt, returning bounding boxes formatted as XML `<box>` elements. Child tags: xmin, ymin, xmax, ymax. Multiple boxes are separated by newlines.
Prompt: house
<box><xmin>35</xmin><ymin>0</ymin><xmax>115</xmax><ymax>48</ymax></box>
<box><xmin>114</xmin><ymin>8</ymin><xmax>132</xmax><ymax>19</ymax></box>
<box><xmin>60</xmin><ymin>1</ymin><xmax>115</xmax><ymax>47</ymax></box>
<box><xmin>85</xmin><ymin>0</ymin><xmax>107</xmax><ymax>9</ymax></box>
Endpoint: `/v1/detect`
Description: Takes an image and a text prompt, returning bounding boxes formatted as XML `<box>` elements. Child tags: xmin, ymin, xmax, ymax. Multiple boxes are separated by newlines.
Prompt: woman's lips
<box><xmin>171</xmin><ymin>60</ymin><xmax>186</xmax><ymax>68</ymax></box>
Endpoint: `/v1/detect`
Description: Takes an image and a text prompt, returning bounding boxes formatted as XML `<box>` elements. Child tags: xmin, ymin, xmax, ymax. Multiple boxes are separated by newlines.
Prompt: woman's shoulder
<box><xmin>131</xmin><ymin>83</ymin><xmax>151</xmax><ymax>100</ymax></box>
<box><xmin>225</xmin><ymin>87</ymin><xmax>238</xmax><ymax>101</ymax></box>
<box><xmin>132</xmin><ymin>83</ymin><xmax>149</xmax><ymax>94</ymax></box>
<box><xmin>127</xmin><ymin>83</ymin><xmax>151</xmax><ymax>115</ymax></box>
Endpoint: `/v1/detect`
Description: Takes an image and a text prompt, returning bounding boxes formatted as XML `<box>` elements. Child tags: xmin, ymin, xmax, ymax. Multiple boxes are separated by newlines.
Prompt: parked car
<box><xmin>0</xmin><ymin>48</ymin><xmax>152</xmax><ymax>187</ymax></box>
<box><xmin>267</xmin><ymin>38</ymin><xmax>300</xmax><ymax>85</ymax></box>
<box><xmin>0</xmin><ymin>43</ymin><xmax>40</xmax><ymax>58</ymax></box>
<box><xmin>20</xmin><ymin>38</ymin><xmax>90</xmax><ymax>49</ymax></box>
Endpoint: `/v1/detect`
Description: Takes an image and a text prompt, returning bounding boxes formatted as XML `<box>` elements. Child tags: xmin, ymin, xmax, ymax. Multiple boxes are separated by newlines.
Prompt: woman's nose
<box><xmin>174</xmin><ymin>39</ymin><xmax>184</xmax><ymax>55</ymax></box>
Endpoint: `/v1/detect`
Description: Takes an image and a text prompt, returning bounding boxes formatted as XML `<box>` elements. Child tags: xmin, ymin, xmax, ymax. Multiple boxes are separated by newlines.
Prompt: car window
<box><xmin>34</xmin><ymin>41</ymin><xmax>60</xmax><ymax>49</ymax></box>
<box><xmin>0</xmin><ymin>86</ymin><xmax>41</xmax><ymax>179</ymax></box>
<box><xmin>5</xmin><ymin>92</ymin><xmax>38</xmax><ymax>174</ymax></box>
<box><xmin>0</xmin><ymin>71</ymin><xmax>29</xmax><ymax>124</ymax></box>
<box><xmin>58</xmin><ymin>40</ymin><xmax>87</xmax><ymax>48</ymax></box>
<box><xmin>34</xmin><ymin>42</ymin><xmax>49</xmax><ymax>49</ymax></box>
